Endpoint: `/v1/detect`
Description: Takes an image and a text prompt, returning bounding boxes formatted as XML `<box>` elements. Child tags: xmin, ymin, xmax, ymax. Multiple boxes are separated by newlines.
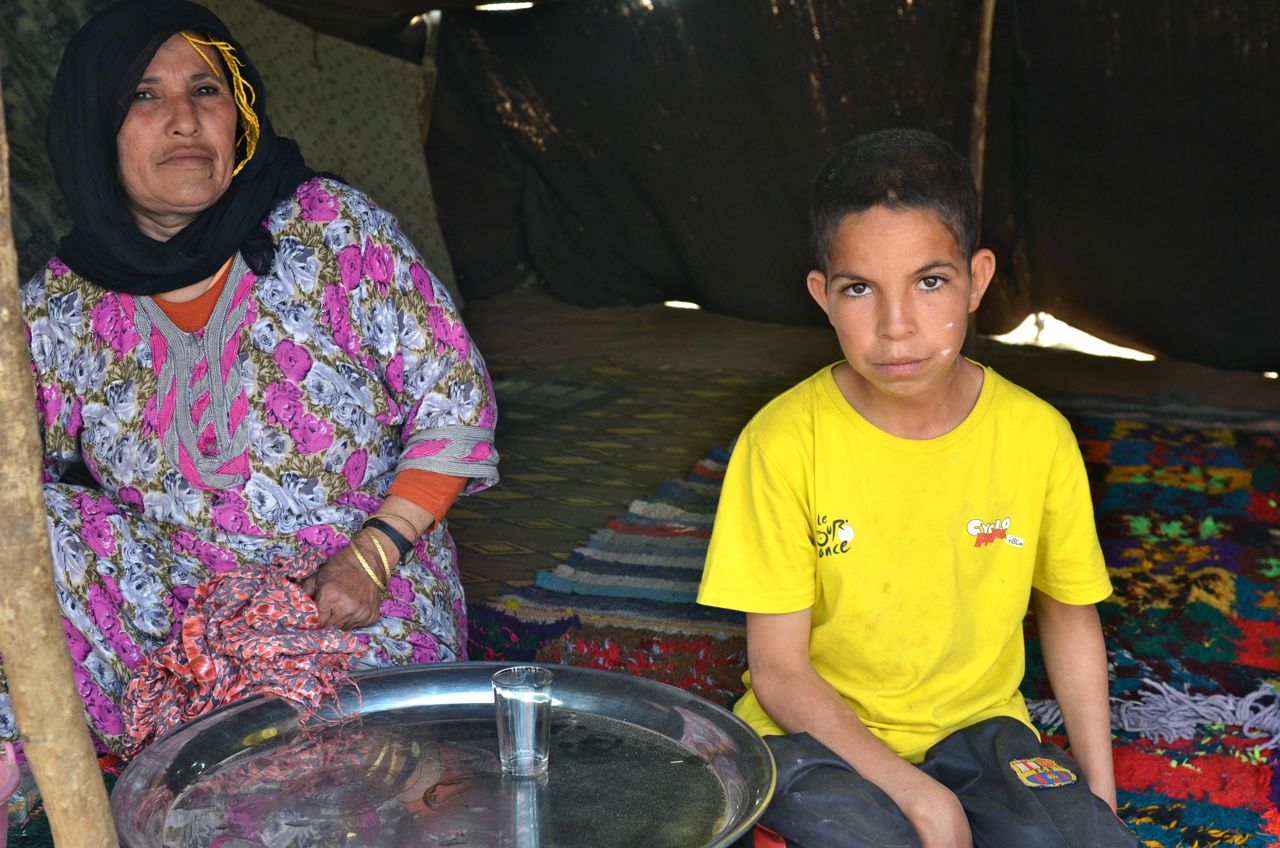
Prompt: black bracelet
<box><xmin>361</xmin><ymin>517</ymin><xmax>414</xmax><ymax>562</ymax></box>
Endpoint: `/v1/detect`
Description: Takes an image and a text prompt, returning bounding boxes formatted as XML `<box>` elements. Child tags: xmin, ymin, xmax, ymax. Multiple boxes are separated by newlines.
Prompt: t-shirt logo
<box><xmin>815</xmin><ymin>514</ymin><xmax>854</xmax><ymax>558</ymax></box>
<box><xmin>965</xmin><ymin>516</ymin><xmax>1025</xmax><ymax>548</ymax></box>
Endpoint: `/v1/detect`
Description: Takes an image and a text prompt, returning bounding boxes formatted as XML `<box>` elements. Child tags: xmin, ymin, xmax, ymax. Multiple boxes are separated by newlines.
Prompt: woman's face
<box><xmin>116</xmin><ymin>33</ymin><xmax>239</xmax><ymax>241</ymax></box>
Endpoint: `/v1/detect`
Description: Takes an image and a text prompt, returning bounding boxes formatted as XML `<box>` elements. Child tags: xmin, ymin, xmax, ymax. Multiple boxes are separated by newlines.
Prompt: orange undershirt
<box><xmin>151</xmin><ymin>262</ymin><xmax>464</xmax><ymax>525</ymax></box>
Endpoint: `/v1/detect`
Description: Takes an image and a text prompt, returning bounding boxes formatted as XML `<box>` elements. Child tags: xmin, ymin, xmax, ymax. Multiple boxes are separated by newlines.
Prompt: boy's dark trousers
<box><xmin>742</xmin><ymin>717</ymin><xmax>1138</xmax><ymax>848</ymax></box>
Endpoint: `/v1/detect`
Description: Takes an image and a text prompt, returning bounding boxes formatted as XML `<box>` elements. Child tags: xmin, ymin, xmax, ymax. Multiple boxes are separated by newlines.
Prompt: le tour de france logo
<box><xmin>816</xmin><ymin>514</ymin><xmax>854</xmax><ymax>558</ymax></box>
<box><xmin>966</xmin><ymin>516</ymin><xmax>1025</xmax><ymax>548</ymax></box>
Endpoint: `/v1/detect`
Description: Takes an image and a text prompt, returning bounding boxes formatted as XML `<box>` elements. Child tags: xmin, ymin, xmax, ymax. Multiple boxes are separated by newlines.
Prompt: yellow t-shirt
<box><xmin>696</xmin><ymin>363</ymin><xmax>1112</xmax><ymax>763</ymax></box>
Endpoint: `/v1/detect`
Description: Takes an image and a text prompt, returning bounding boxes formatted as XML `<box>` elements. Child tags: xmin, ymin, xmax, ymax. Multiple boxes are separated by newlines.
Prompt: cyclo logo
<box><xmin>967</xmin><ymin>516</ymin><xmax>1011</xmax><ymax>548</ymax></box>
<box><xmin>815</xmin><ymin>515</ymin><xmax>854</xmax><ymax>558</ymax></box>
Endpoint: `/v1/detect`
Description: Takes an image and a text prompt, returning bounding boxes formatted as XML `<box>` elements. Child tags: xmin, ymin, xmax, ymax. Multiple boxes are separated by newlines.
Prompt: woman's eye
<box><xmin>130</xmin><ymin>90</ymin><xmax>154</xmax><ymax>102</ymax></box>
<box><xmin>194</xmin><ymin>84</ymin><xmax>222</xmax><ymax>96</ymax></box>
<box><xmin>919</xmin><ymin>275</ymin><xmax>946</xmax><ymax>291</ymax></box>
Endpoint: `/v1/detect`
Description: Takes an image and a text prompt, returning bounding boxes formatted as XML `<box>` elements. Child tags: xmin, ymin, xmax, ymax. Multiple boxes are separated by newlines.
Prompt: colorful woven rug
<box><xmin>468</xmin><ymin>413</ymin><xmax>1280</xmax><ymax>845</ymax></box>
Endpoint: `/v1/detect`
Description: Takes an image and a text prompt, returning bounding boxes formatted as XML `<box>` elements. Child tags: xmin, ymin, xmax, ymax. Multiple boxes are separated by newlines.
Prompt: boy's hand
<box><xmin>897</xmin><ymin>774</ymin><xmax>973</xmax><ymax>848</ymax></box>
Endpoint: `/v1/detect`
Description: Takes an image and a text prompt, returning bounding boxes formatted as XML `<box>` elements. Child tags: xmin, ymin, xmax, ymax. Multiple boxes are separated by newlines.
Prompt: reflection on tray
<box><xmin>114</xmin><ymin>663</ymin><xmax>774</xmax><ymax>848</ymax></box>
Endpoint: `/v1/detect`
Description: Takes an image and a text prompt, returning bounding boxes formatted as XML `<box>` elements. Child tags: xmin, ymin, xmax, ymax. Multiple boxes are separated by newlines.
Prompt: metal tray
<box><xmin>112</xmin><ymin>662</ymin><xmax>775</xmax><ymax>847</ymax></box>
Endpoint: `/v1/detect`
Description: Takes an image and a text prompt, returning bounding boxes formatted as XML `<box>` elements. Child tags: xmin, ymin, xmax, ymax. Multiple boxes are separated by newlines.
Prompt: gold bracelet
<box><xmin>350</xmin><ymin>542</ymin><xmax>386</xmax><ymax>591</ymax></box>
<box><xmin>374</xmin><ymin>512</ymin><xmax>420</xmax><ymax>540</ymax></box>
<box><xmin>368</xmin><ymin>534</ymin><xmax>394</xmax><ymax>583</ymax></box>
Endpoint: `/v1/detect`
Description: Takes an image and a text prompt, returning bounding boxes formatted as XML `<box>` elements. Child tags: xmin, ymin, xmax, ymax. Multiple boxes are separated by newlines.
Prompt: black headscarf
<box><xmin>47</xmin><ymin>0</ymin><xmax>316</xmax><ymax>295</ymax></box>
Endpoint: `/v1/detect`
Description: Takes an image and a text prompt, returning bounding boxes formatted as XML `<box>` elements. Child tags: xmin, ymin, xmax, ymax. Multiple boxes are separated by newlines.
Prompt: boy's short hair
<box><xmin>810</xmin><ymin>128</ymin><xmax>979</xmax><ymax>267</ymax></box>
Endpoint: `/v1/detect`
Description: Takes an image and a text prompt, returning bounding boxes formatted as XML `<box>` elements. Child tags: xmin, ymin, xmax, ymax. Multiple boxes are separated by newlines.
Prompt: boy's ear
<box><xmin>967</xmin><ymin>248</ymin><xmax>996</xmax><ymax>313</ymax></box>
<box><xmin>806</xmin><ymin>270</ymin><xmax>832</xmax><ymax>317</ymax></box>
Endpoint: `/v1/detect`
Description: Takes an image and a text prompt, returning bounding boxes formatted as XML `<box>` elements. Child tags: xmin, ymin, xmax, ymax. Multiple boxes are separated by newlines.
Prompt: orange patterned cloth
<box><xmin>120</xmin><ymin>549</ymin><xmax>366</xmax><ymax>757</ymax></box>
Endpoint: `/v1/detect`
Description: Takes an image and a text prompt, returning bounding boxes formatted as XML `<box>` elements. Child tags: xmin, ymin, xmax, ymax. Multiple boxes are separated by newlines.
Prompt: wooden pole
<box><xmin>965</xmin><ymin>0</ymin><xmax>998</xmax><ymax>358</ymax></box>
<box><xmin>969</xmin><ymin>0</ymin><xmax>997</xmax><ymax>219</ymax></box>
<box><xmin>0</xmin><ymin>73</ymin><xmax>119</xmax><ymax>847</ymax></box>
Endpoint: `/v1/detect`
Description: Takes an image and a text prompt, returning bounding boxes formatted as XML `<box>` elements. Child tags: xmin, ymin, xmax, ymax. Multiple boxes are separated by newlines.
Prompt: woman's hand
<box><xmin>302</xmin><ymin>539</ymin><xmax>386</xmax><ymax>630</ymax></box>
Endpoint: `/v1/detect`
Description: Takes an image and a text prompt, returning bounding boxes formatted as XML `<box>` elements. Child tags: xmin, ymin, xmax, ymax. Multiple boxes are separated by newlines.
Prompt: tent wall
<box><xmin>429</xmin><ymin>0</ymin><xmax>979</xmax><ymax>323</ymax></box>
<box><xmin>979</xmin><ymin>0</ymin><xmax>1279</xmax><ymax>371</ymax></box>
<box><xmin>430</xmin><ymin>0</ymin><xmax>1279</xmax><ymax>372</ymax></box>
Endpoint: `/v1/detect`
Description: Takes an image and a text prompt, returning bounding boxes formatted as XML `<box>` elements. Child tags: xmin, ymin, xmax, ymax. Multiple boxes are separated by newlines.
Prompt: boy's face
<box><xmin>806</xmin><ymin>206</ymin><xmax>994</xmax><ymax>402</ymax></box>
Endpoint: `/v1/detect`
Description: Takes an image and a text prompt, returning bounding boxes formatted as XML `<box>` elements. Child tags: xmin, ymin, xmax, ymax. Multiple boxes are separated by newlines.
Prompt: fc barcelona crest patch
<box><xmin>1008</xmin><ymin>757</ymin><xmax>1077</xmax><ymax>788</ymax></box>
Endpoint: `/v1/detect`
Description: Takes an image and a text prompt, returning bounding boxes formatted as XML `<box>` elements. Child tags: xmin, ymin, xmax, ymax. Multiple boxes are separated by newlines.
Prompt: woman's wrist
<box><xmin>377</xmin><ymin>494</ymin><xmax>433</xmax><ymax>538</ymax></box>
<box><xmin>361</xmin><ymin>516</ymin><xmax>413</xmax><ymax>562</ymax></box>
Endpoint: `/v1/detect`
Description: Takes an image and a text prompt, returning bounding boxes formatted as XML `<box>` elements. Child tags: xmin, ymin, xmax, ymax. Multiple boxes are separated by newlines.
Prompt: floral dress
<box><xmin>0</xmin><ymin>177</ymin><xmax>498</xmax><ymax>755</ymax></box>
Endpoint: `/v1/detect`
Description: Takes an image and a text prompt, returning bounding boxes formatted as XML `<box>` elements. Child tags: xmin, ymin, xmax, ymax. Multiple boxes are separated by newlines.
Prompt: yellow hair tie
<box><xmin>179</xmin><ymin>31</ymin><xmax>260</xmax><ymax>177</ymax></box>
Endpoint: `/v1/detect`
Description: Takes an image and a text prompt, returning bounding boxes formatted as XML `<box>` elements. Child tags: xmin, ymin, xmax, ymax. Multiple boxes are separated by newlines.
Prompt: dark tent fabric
<box><xmin>429</xmin><ymin>0</ymin><xmax>1279</xmax><ymax>372</ymax></box>
<box><xmin>980</xmin><ymin>1</ymin><xmax>1280</xmax><ymax>372</ymax></box>
<box><xmin>427</xmin><ymin>1</ymin><xmax>981</xmax><ymax>323</ymax></box>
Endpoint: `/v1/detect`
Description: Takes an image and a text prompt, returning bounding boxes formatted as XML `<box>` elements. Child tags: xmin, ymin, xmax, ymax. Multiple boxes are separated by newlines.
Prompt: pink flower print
<box><xmin>297</xmin><ymin>525</ymin><xmax>346</xmax><ymax>556</ymax></box>
<box><xmin>98</xmin><ymin>574</ymin><xmax>125</xmax><ymax>607</ymax></box>
<box><xmin>117</xmin><ymin>486</ymin><xmax>144</xmax><ymax>511</ymax></box>
<box><xmin>405</xmin><ymin>630</ymin><xmax>441</xmax><ymax>664</ymax></box>
<box><xmin>210</xmin><ymin>492</ymin><xmax>268</xmax><ymax>537</ymax></box>
<box><xmin>80</xmin><ymin>684</ymin><xmax>123</xmax><ymax>736</ymax></box>
<box><xmin>79</xmin><ymin>515</ymin><xmax>117</xmax><ymax>558</ymax></box>
<box><xmin>36</xmin><ymin>384</ymin><xmax>62</xmax><ymax>429</ymax></box>
<box><xmin>363</xmin><ymin>237</ymin><xmax>393</xmax><ymax>293</ymax></box>
<box><xmin>342</xmin><ymin>449</ymin><xmax>368</xmax><ymax>490</ymax></box>
<box><xmin>73</xmin><ymin>491</ymin><xmax>104</xmax><ymax>517</ymax></box>
<box><xmin>478</xmin><ymin>403</ymin><xmax>496</xmax><ymax>429</ymax></box>
<box><xmin>86</xmin><ymin>584</ymin><xmax>142</xmax><ymax>668</ymax></box>
<box><xmin>335</xmin><ymin>491</ymin><xmax>380</xmax><ymax>513</ymax></box>
<box><xmin>380</xmin><ymin>595</ymin><xmax>415</xmax><ymax>620</ymax></box>
<box><xmin>388</xmin><ymin>574</ymin><xmax>414</xmax><ymax>604</ymax></box>
<box><xmin>379</xmin><ymin>578</ymin><xmax>416</xmax><ymax>620</ymax></box>
<box><xmin>89</xmin><ymin>295</ymin><xmax>142</xmax><ymax>359</ymax></box>
<box><xmin>170</xmin><ymin>530</ymin><xmax>199</xmax><ymax>555</ymax></box>
<box><xmin>454</xmin><ymin>596</ymin><xmax>467</xmax><ymax>629</ymax></box>
<box><xmin>385</xmin><ymin>351</ymin><xmax>405</xmax><ymax>393</ymax></box>
<box><xmin>289</xmin><ymin>413</ymin><xmax>334</xmax><ymax>455</ymax></box>
<box><xmin>62</xmin><ymin>620</ymin><xmax>93</xmax><ymax>662</ymax></box>
<box><xmin>47</xmin><ymin>257</ymin><xmax>70</xmax><ymax>276</ymax></box>
<box><xmin>337</xmin><ymin>245</ymin><xmax>363</xmax><ymax>290</ymax></box>
<box><xmin>273</xmin><ymin>339</ymin><xmax>313</xmax><ymax>381</ymax></box>
<box><xmin>73</xmin><ymin>490</ymin><xmax>113</xmax><ymax>519</ymax></box>
<box><xmin>192</xmin><ymin>541</ymin><xmax>238</xmax><ymax>573</ymax></box>
<box><xmin>141</xmin><ymin>395</ymin><xmax>160</xmax><ymax>438</ymax></box>
<box><xmin>263</xmin><ymin>380</ymin><xmax>304</xmax><ymax>426</ymax></box>
<box><xmin>322</xmin><ymin>284</ymin><xmax>359</xmax><ymax>356</ymax></box>
<box><xmin>408</xmin><ymin>262</ymin><xmax>437</xmax><ymax>305</ymax></box>
<box><xmin>428</xmin><ymin>306</ymin><xmax>470</xmax><ymax>359</ymax></box>
<box><xmin>298</xmin><ymin>183</ymin><xmax>339</xmax><ymax>222</ymax></box>
<box><xmin>68</xmin><ymin>398</ymin><xmax>83</xmax><ymax>437</ymax></box>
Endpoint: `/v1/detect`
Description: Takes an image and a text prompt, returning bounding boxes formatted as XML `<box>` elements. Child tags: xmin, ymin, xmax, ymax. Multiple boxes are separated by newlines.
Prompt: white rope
<box><xmin>1027</xmin><ymin>679</ymin><xmax>1280</xmax><ymax>749</ymax></box>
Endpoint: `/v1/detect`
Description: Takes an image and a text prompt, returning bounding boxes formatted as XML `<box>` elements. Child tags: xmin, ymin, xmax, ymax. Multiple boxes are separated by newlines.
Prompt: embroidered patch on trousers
<box><xmin>1009</xmin><ymin>757</ymin><xmax>1077</xmax><ymax>788</ymax></box>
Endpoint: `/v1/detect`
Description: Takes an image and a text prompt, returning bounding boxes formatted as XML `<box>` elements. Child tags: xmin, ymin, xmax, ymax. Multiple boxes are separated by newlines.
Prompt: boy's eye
<box><xmin>918</xmin><ymin>275</ymin><xmax>946</xmax><ymax>291</ymax></box>
<box><xmin>842</xmin><ymin>282</ymin><xmax>870</xmax><ymax>297</ymax></box>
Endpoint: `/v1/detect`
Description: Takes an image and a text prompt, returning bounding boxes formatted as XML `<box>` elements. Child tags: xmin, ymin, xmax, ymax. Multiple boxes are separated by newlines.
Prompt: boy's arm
<box><xmin>1031</xmin><ymin>589</ymin><xmax>1117</xmax><ymax>810</ymax></box>
<box><xmin>748</xmin><ymin>610</ymin><xmax>973</xmax><ymax>848</ymax></box>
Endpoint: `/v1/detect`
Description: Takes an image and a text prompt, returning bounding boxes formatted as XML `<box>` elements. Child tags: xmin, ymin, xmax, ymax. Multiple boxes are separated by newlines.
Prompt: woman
<box><xmin>1</xmin><ymin>0</ymin><xmax>497</xmax><ymax>756</ymax></box>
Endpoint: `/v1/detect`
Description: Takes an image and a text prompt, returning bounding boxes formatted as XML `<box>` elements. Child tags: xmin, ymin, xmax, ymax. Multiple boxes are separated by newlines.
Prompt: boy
<box><xmin>697</xmin><ymin>129</ymin><xmax>1136</xmax><ymax>847</ymax></box>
